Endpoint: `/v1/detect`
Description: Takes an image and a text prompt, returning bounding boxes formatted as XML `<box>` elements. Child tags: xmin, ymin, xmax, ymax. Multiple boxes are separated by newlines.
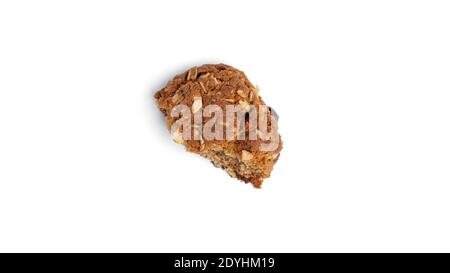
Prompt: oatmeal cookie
<box><xmin>154</xmin><ymin>64</ymin><xmax>282</xmax><ymax>188</ymax></box>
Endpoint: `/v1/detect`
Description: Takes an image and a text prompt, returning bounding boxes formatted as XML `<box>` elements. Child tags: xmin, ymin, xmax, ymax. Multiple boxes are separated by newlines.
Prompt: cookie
<box><xmin>154</xmin><ymin>64</ymin><xmax>282</xmax><ymax>188</ymax></box>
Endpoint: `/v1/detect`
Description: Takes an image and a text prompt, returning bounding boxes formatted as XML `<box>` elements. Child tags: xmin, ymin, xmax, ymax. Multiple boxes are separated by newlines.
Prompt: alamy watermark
<box><xmin>170</xmin><ymin>97</ymin><xmax>280</xmax><ymax>152</ymax></box>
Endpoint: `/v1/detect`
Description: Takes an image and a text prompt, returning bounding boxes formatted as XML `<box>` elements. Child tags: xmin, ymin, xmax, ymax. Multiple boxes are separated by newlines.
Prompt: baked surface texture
<box><xmin>154</xmin><ymin>64</ymin><xmax>282</xmax><ymax>188</ymax></box>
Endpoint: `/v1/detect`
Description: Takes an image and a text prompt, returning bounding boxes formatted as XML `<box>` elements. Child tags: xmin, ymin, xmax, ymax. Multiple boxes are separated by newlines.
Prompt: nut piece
<box><xmin>241</xmin><ymin>150</ymin><xmax>254</xmax><ymax>161</ymax></box>
<box><xmin>199</xmin><ymin>82</ymin><xmax>207</xmax><ymax>94</ymax></box>
<box><xmin>171</xmin><ymin>129</ymin><xmax>184</xmax><ymax>144</ymax></box>
<box><xmin>253</xmin><ymin>85</ymin><xmax>260</xmax><ymax>95</ymax></box>
<box><xmin>187</xmin><ymin>67</ymin><xmax>198</xmax><ymax>81</ymax></box>
<box><xmin>199</xmin><ymin>72</ymin><xmax>210</xmax><ymax>80</ymax></box>
<box><xmin>171</xmin><ymin>90</ymin><xmax>183</xmax><ymax>103</ymax></box>
<box><xmin>211</xmin><ymin>76</ymin><xmax>219</xmax><ymax>86</ymax></box>
<box><xmin>192</xmin><ymin>97</ymin><xmax>202</xmax><ymax>113</ymax></box>
<box><xmin>239</xmin><ymin>100</ymin><xmax>250</xmax><ymax>112</ymax></box>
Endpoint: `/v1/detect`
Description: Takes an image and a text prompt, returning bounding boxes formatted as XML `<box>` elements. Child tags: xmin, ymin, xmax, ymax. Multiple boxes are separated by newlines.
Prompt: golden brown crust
<box><xmin>154</xmin><ymin>64</ymin><xmax>282</xmax><ymax>188</ymax></box>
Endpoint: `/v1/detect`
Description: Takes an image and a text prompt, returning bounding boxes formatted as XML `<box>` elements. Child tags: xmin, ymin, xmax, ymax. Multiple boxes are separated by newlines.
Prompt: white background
<box><xmin>0</xmin><ymin>1</ymin><xmax>449</xmax><ymax>252</ymax></box>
